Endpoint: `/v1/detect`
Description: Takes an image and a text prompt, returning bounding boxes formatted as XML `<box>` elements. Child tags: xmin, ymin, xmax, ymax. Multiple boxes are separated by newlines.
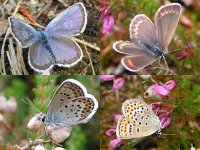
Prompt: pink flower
<box><xmin>159</xmin><ymin>112</ymin><xmax>171</xmax><ymax>128</ymax></box>
<box><xmin>113</xmin><ymin>78</ymin><xmax>125</xmax><ymax>90</ymax></box>
<box><xmin>105</xmin><ymin>128</ymin><xmax>116</xmax><ymax>136</ymax></box>
<box><xmin>163</xmin><ymin>80</ymin><xmax>176</xmax><ymax>91</ymax></box>
<box><xmin>149</xmin><ymin>102</ymin><xmax>173</xmax><ymax>129</ymax></box>
<box><xmin>114</xmin><ymin>114</ymin><xmax>121</xmax><ymax>122</ymax></box>
<box><xmin>103</xmin><ymin>15</ymin><xmax>115</xmax><ymax>34</ymax></box>
<box><xmin>100</xmin><ymin>1</ymin><xmax>115</xmax><ymax>35</ymax></box>
<box><xmin>109</xmin><ymin>139</ymin><xmax>122</xmax><ymax>149</ymax></box>
<box><xmin>152</xmin><ymin>84</ymin><xmax>170</xmax><ymax>99</ymax></box>
<box><xmin>100</xmin><ymin>75</ymin><xmax>115</xmax><ymax>81</ymax></box>
<box><xmin>152</xmin><ymin>80</ymin><xmax>176</xmax><ymax>99</ymax></box>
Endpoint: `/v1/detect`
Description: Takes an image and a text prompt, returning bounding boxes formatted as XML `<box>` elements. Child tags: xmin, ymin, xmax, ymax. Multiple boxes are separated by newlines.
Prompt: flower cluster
<box><xmin>105</xmin><ymin>114</ymin><xmax>123</xmax><ymax>149</ymax></box>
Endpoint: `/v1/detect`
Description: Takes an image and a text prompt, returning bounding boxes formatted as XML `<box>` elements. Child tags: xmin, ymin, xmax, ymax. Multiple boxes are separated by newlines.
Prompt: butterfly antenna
<box><xmin>168</xmin><ymin>48</ymin><xmax>182</xmax><ymax>53</ymax></box>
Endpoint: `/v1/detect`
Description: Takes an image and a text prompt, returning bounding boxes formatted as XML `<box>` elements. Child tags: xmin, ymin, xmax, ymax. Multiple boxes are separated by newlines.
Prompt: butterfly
<box><xmin>113</xmin><ymin>3</ymin><xmax>181</xmax><ymax>73</ymax></box>
<box><xmin>40</xmin><ymin>79</ymin><xmax>98</xmax><ymax>129</ymax></box>
<box><xmin>9</xmin><ymin>3</ymin><xmax>87</xmax><ymax>73</ymax></box>
<box><xmin>116</xmin><ymin>99</ymin><xmax>161</xmax><ymax>139</ymax></box>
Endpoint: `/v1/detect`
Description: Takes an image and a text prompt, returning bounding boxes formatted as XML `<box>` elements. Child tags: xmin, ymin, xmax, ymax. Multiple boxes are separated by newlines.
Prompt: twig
<box><xmin>81</xmin><ymin>36</ymin><xmax>95</xmax><ymax>75</ymax></box>
<box><xmin>2</xmin><ymin>0</ymin><xmax>9</xmax><ymax>7</ymax></box>
<box><xmin>16</xmin><ymin>44</ymin><xmax>29</xmax><ymax>75</ymax></box>
<box><xmin>72</xmin><ymin>37</ymin><xmax>100</xmax><ymax>52</ymax></box>
<box><xmin>56</xmin><ymin>0</ymin><xmax>69</xmax><ymax>7</ymax></box>
<box><xmin>35</xmin><ymin>0</ymin><xmax>53</xmax><ymax>19</ymax></box>
<box><xmin>1</xmin><ymin>0</ymin><xmax>23</xmax><ymax>74</ymax></box>
<box><xmin>16</xmin><ymin>140</ymin><xmax>51</xmax><ymax>150</ymax></box>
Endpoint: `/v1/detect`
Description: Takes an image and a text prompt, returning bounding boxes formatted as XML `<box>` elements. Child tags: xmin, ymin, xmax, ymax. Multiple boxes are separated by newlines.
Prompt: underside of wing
<box><xmin>154</xmin><ymin>3</ymin><xmax>181</xmax><ymax>50</ymax></box>
<box><xmin>121</xmin><ymin>55</ymin><xmax>158</xmax><ymax>72</ymax></box>
<box><xmin>116</xmin><ymin>116</ymin><xmax>159</xmax><ymax>139</ymax></box>
<box><xmin>113</xmin><ymin>40</ymin><xmax>148</xmax><ymax>55</ymax></box>
<box><xmin>129</xmin><ymin>14</ymin><xmax>158</xmax><ymax>47</ymax></box>
<box><xmin>46</xmin><ymin>79</ymin><xmax>98</xmax><ymax>125</ymax></box>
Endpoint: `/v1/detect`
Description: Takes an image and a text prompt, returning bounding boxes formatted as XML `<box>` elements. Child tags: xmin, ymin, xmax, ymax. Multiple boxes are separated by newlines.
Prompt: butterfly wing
<box><xmin>116</xmin><ymin>115</ymin><xmax>159</xmax><ymax>139</ymax></box>
<box><xmin>121</xmin><ymin>55</ymin><xmax>158</xmax><ymax>72</ymax></box>
<box><xmin>113</xmin><ymin>41</ymin><xmax>149</xmax><ymax>55</ymax></box>
<box><xmin>129</xmin><ymin>14</ymin><xmax>158</xmax><ymax>47</ymax></box>
<box><xmin>28</xmin><ymin>40</ymin><xmax>53</xmax><ymax>72</ymax></box>
<box><xmin>46</xmin><ymin>79</ymin><xmax>98</xmax><ymax>126</ymax></box>
<box><xmin>9</xmin><ymin>17</ymin><xmax>39</xmax><ymax>48</ymax></box>
<box><xmin>154</xmin><ymin>3</ymin><xmax>181</xmax><ymax>51</ymax></box>
<box><xmin>116</xmin><ymin>99</ymin><xmax>160</xmax><ymax>139</ymax></box>
<box><xmin>45</xmin><ymin>3</ymin><xmax>87</xmax><ymax>37</ymax></box>
<box><xmin>47</xmin><ymin>35</ymin><xmax>83</xmax><ymax>67</ymax></box>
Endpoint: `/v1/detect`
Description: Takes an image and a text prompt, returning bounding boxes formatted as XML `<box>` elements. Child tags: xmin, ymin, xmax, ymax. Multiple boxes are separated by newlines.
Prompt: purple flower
<box><xmin>113</xmin><ymin>78</ymin><xmax>125</xmax><ymax>90</ymax></box>
<box><xmin>109</xmin><ymin>139</ymin><xmax>122</xmax><ymax>149</ymax></box>
<box><xmin>100</xmin><ymin>75</ymin><xmax>115</xmax><ymax>81</ymax></box>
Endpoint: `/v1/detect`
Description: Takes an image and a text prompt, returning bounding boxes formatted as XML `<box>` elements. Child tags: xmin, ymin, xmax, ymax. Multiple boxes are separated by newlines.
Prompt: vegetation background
<box><xmin>0</xmin><ymin>75</ymin><xmax>99</xmax><ymax>149</ymax></box>
<box><xmin>100</xmin><ymin>75</ymin><xmax>200</xmax><ymax>149</ymax></box>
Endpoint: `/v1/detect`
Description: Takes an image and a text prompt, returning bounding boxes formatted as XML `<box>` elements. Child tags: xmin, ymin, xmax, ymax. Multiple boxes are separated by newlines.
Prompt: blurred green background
<box><xmin>0</xmin><ymin>75</ymin><xmax>99</xmax><ymax>149</ymax></box>
<box><xmin>100</xmin><ymin>75</ymin><xmax>200</xmax><ymax>149</ymax></box>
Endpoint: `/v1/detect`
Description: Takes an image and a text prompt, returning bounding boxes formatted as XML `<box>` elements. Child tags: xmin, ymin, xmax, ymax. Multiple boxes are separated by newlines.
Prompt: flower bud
<box><xmin>34</xmin><ymin>145</ymin><xmax>46</xmax><ymax>150</ymax></box>
<box><xmin>45</xmin><ymin>124</ymin><xmax>72</xmax><ymax>143</ymax></box>
<box><xmin>27</xmin><ymin>113</ymin><xmax>44</xmax><ymax>131</ymax></box>
<box><xmin>144</xmin><ymin>86</ymin><xmax>157</xmax><ymax>98</ymax></box>
<box><xmin>163</xmin><ymin>80</ymin><xmax>176</xmax><ymax>91</ymax></box>
<box><xmin>6</xmin><ymin>97</ymin><xmax>17</xmax><ymax>113</ymax></box>
<box><xmin>100</xmin><ymin>75</ymin><xmax>114</xmax><ymax>81</ymax></box>
<box><xmin>54</xmin><ymin>147</ymin><xmax>66</xmax><ymax>150</ymax></box>
<box><xmin>109</xmin><ymin>138</ymin><xmax>122</xmax><ymax>149</ymax></box>
<box><xmin>0</xmin><ymin>113</ymin><xmax>5</xmax><ymax>123</ymax></box>
<box><xmin>113</xmin><ymin>78</ymin><xmax>124</xmax><ymax>90</ymax></box>
<box><xmin>0</xmin><ymin>95</ymin><xmax>7</xmax><ymax>112</ymax></box>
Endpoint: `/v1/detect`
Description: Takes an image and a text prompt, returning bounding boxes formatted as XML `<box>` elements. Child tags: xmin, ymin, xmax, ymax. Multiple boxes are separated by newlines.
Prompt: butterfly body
<box><xmin>135</xmin><ymin>40</ymin><xmax>166</xmax><ymax>58</ymax></box>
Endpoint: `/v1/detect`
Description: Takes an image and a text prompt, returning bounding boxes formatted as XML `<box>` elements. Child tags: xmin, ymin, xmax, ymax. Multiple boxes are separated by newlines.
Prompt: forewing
<box><xmin>154</xmin><ymin>3</ymin><xmax>181</xmax><ymax>50</ymax></box>
<box><xmin>28</xmin><ymin>41</ymin><xmax>53</xmax><ymax>72</ymax></box>
<box><xmin>46</xmin><ymin>79</ymin><xmax>98</xmax><ymax>125</ymax></box>
<box><xmin>9</xmin><ymin>17</ymin><xmax>38</xmax><ymax>48</ymax></box>
<box><xmin>113</xmin><ymin>40</ymin><xmax>148</xmax><ymax>55</ymax></box>
<box><xmin>51</xmin><ymin>95</ymin><xmax>98</xmax><ymax>125</ymax></box>
<box><xmin>121</xmin><ymin>55</ymin><xmax>158</xmax><ymax>72</ymax></box>
<box><xmin>45</xmin><ymin>3</ymin><xmax>87</xmax><ymax>36</ymax></box>
<box><xmin>47</xmin><ymin>36</ymin><xmax>82</xmax><ymax>67</ymax></box>
<box><xmin>129</xmin><ymin>14</ymin><xmax>158</xmax><ymax>47</ymax></box>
